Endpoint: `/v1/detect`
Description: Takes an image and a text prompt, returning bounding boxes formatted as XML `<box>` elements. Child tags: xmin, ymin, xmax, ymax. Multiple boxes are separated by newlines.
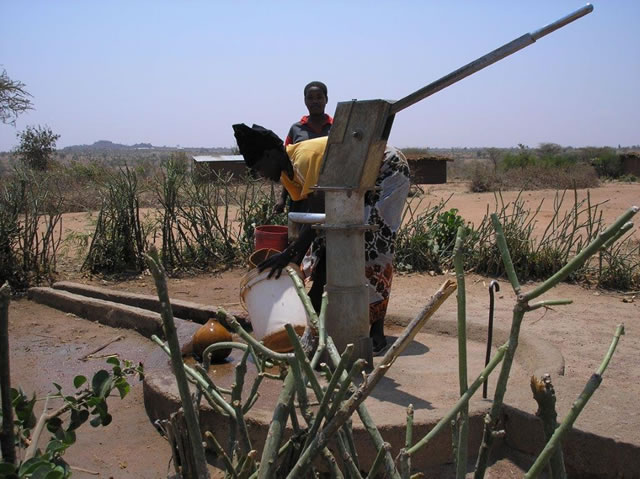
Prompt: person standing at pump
<box><xmin>233</xmin><ymin>123</ymin><xmax>410</xmax><ymax>354</ymax></box>
<box><xmin>273</xmin><ymin>81</ymin><xmax>333</xmax><ymax>214</ymax></box>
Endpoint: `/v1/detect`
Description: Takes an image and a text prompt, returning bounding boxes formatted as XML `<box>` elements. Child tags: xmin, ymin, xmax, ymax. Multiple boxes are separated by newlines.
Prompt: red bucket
<box><xmin>254</xmin><ymin>225</ymin><xmax>288</xmax><ymax>252</ymax></box>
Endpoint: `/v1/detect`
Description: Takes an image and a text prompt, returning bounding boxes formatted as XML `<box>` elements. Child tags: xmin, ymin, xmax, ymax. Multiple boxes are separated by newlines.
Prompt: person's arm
<box><xmin>259</xmin><ymin>192</ymin><xmax>324</xmax><ymax>278</ymax></box>
<box><xmin>273</xmin><ymin>186</ymin><xmax>288</xmax><ymax>214</ymax></box>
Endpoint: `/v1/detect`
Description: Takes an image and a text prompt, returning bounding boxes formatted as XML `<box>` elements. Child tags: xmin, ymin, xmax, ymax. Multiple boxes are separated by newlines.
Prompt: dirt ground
<box><xmin>7</xmin><ymin>181</ymin><xmax>639</xmax><ymax>477</ymax></box>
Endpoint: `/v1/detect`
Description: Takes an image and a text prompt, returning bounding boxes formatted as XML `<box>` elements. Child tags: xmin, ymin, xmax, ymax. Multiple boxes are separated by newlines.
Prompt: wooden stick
<box><xmin>525</xmin><ymin>324</ymin><xmax>625</xmax><ymax>479</ymax></box>
<box><xmin>79</xmin><ymin>335</ymin><xmax>124</xmax><ymax>361</ymax></box>
<box><xmin>453</xmin><ymin>227</ymin><xmax>469</xmax><ymax>479</ymax></box>
<box><xmin>146</xmin><ymin>250</ymin><xmax>209</xmax><ymax>478</ymax></box>
<box><xmin>530</xmin><ymin>374</ymin><xmax>566</xmax><ymax>479</ymax></box>
<box><xmin>0</xmin><ymin>283</ymin><xmax>15</xmax><ymax>465</ymax></box>
<box><xmin>69</xmin><ymin>465</ymin><xmax>100</xmax><ymax>475</ymax></box>
<box><xmin>288</xmin><ymin>280</ymin><xmax>456</xmax><ymax>479</ymax></box>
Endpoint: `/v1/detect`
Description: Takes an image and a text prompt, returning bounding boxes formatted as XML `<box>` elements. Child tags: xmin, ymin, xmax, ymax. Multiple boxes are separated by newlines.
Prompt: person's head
<box><xmin>232</xmin><ymin>123</ymin><xmax>292</xmax><ymax>182</ymax></box>
<box><xmin>303</xmin><ymin>81</ymin><xmax>328</xmax><ymax>116</ymax></box>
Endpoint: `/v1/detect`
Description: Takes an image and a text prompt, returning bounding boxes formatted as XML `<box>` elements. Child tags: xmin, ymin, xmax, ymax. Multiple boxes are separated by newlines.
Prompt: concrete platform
<box><xmin>28</xmin><ymin>282</ymin><xmax>640</xmax><ymax>477</ymax></box>
<box><xmin>143</xmin><ymin>328</ymin><xmax>528</xmax><ymax>472</ymax></box>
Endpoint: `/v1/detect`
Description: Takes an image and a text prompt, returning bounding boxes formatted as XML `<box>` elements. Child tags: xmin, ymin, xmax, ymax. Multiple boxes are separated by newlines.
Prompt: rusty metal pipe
<box><xmin>390</xmin><ymin>4</ymin><xmax>593</xmax><ymax>115</ymax></box>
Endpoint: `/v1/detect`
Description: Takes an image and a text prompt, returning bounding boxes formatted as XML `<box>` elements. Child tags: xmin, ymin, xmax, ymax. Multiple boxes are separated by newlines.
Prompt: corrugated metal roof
<box><xmin>192</xmin><ymin>155</ymin><xmax>244</xmax><ymax>163</ymax></box>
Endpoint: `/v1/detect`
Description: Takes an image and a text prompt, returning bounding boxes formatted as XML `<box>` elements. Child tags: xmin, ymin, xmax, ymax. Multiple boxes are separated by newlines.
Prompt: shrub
<box><xmin>501</xmin><ymin>163</ymin><xmax>599</xmax><ymax>190</ymax></box>
<box><xmin>585</xmin><ymin>148</ymin><xmax>622</xmax><ymax>178</ymax></box>
<box><xmin>618</xmin><ymin>173</ymin><xmax>638</xmax><ymax>183</ymax></box>
<box><xmin>0</xmin><ymin>165</ymin><xmax>64</xmax><ymax>289</ymax></box>
<box><xmin>83</xmin><ymin>166</ymin><xmax>149</xmax><ymax>275</ymax></box>
<box><xmin>595</xmin><ymin>235</ymin><xmax>640</xmax><ymax>290</ymax></box>
<box><xmin>148</xmin><ymin>159</ymin><xmax>286</xmax><ymax>274</ymax></box>
<box><xmin>469</xmin><ymin>163</ymin><xmax>501</xmax><ymax>192</ymax></box>
<box><xmin>395</xmin><ymin>188</ymin><xmax>640</xmax><ymax>291</ymax></box>
<box><xmin>502</xmin><ymin>149</ymin><xmax>538</xmax><ymax>169</ymax></box>
<box><xmin>395</xmin><ymin>198</ymin><xmax>466</xmax><ymax>273</ymax></box>
<box><xmin>13</xmin><ymin>125</ymin><xmax>60</xmax><ymax>171</ymax></box>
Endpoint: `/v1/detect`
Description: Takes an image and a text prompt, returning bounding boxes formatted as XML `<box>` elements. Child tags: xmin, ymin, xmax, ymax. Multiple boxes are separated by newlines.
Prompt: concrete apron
<box><xmin>29</xmin><ymin>282</ymin><xmax>640</xmax><ymax>477</ymax></box>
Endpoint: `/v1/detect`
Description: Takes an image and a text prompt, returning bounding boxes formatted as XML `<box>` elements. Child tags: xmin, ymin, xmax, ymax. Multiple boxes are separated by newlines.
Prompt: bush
<box><xmin>83</xmin><ymin>166</ymin><xmax>148</xmax><ymax>275</ymax></box>
<box><xmin>13</xmin><ymin>125</ymin><xmax>60</xmax><ymax>171</ymax></box>
<box><xmin>468</xmin><ymin>162</ymin><xmax>598</xmax><ymax>192</ymax></box>
<box><xmin>582</xmin><ymin>147</ymin><xmax>622</xmax><ymax>178</ymax></box>
<box><xmin>0</xmin><ymin>165</ymin><xmax>64</xmax><ymax>289</ymax></box>
<box><xmin>395</xmin><ymin>199</ymin><xmax>466</xmax><ymax>273</ymax></box>
<box><xmin>501</xmin><ymin>163</ymin><xmax>599</xmax><ymax>190</ymax></box>
<box><xmin>394</xmin><ymin>188</ymin><xmax>639</xmax><ymax>291</ymax></box>
<box><xmin>469</xmin><ymin>163</ymin><xmax>501</xmax><ymax>192</ymax></box>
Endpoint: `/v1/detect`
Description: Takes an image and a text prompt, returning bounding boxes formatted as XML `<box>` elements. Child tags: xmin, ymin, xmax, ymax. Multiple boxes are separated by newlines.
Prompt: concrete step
<box><xmin>27</xmin><ymin>286</ymin><xmax>198</xmax><ymax>346</ymax></box>
<box><xmin>53</xmin><ymin>280</ymin><xmax>248</xmax><ymax>324</ymax></box>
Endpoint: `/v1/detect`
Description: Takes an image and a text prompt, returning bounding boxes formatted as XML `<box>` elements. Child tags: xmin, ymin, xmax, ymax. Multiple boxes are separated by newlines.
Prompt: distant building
<box><xmin>192</xmin><ymin>154</ymin><xmax>252</xmax><ymax>181</ymax></box>
<box><xmin>404</xmin><ymin>154</ymin><xmax>454</xmax><ymax>184</ymax></box>
<box><xmin>621</xmin><ymin>152</ymin><xmax>640</xmax><ymax>177</ymax></box>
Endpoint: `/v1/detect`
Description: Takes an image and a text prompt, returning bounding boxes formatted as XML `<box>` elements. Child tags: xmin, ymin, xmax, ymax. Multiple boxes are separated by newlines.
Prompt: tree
<box><xmin>0</xmin><ymin>69</ymin><xmax>33</xmax><ymax>125</ymax></box>
<box><xmin>14</xmin><ymin>125</ymin><xmax>60</xmax><ymax>170</ymax></box>
<box><xmin>538</xmin><ymin>142</ymin><xmax>563</xmax><ymax>156</ymax></box>
<box><xmin>485</xmin><ymin>147</ymin><xmax>502</xmax><ymax>172</ymax></box>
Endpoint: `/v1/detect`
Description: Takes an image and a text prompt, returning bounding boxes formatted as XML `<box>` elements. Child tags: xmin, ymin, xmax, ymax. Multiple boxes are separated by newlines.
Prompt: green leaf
<box><xmin>31</xmin><ymin>463</ymin><xmax>57</xmax><ymax>479</ymax></box>
<box><xmin>12</xmin><ymin>389</ymin><xmax>37</xmax><ymax>429</ymax></box>
<box><xmin>92</xmin><ymin>399</ymin><xmax>107</xmax><ymax>417</ymax></box>
<box><xmin>44</xmin><ymin>469</ymin><xmax>66</xmax><ymax>479</ymax></box>
<box><xmin>73</xmin><ymin>375</ymin><xmax>87</xmax><ymax>389</ymax></box>
<box><xmin>89</xmin><ymin>416</ymin><xmax>102</xmax><ymax>427</ymax></box>
<box><xmin>101</xmin><ymin>413</ymin><xmax>112</xmax><ymax>426</ymax></box>
<box><xmin>52</xmin><ymin>383</ymin><xmax>62</xmax><ymax>392</ymax></box>
<box><xmin>91</xmin><ymin>370</ymin><xmax>110</xmax><ymax>397</ymax></box>
<box><xmin>19</xmin><ymin>457</ymin><xmax>49</xmax><ymax>475</ymax></box>
<box><xmin>115</xmin><ymin>381</ymin><xmax>130</xmax><ymax>399</ymax></box>
<box><xmin>45</xmin><ymin>439</ymin><xmax>67</xmax><ymax>456</ymax></box>
<box><xmin>60</xmin><ymin>430</ymin><xmax>76</xmax><ymax>446</ymax></box>
<box><xmin>68</xmin><ymin>408</ymin><xmax>89</xmax><ymax>431</ymax></box>
<box><xmin>106</xmin><ymin>356</ymin><xmax>120</xmax><ymax>366</ymax></box>
<box><xmin>46</xmin><ymin>416</ymin><xmax>63</xmax><ymax>434</ymax></box>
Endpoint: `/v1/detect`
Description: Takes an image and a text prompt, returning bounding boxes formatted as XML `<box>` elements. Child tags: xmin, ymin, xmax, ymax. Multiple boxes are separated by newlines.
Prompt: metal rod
<box><xmin>483</xmin><ymin>280</ymin><xmax>500</xmax><ymax>399</ymax></box>
<box><xmin>288</xmin><ymin>212</ymin><xmax>326</xmax><ymax>224</ymax></box>
<box><xmin>390</xmin><ymin>4</ymin><xmax>593</xmax><ymax>115</ymax></box>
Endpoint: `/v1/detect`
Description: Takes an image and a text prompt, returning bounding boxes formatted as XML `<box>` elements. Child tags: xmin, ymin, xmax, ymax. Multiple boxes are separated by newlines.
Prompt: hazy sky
<box><xmin>1</xmin><ymin>1</ymin><xmax>638</xmax><ymax>152</ymax></box>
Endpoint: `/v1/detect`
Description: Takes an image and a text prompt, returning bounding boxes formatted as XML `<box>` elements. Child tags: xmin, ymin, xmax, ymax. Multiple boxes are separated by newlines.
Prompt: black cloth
<box><xmin>232</xmin><ymin>123</ymin><xmax>284</xmax><ymax>168</ymax></box>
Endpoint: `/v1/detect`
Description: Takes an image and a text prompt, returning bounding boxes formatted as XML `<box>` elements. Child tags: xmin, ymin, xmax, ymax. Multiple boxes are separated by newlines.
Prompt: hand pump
<box><xmin>305</xmin><ymin>4</ymin><xmax>594</xmax><ymax>363</ymax></box>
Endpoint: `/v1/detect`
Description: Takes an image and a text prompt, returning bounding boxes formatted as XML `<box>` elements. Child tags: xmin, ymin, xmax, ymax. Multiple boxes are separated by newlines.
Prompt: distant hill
<box><xmin>60</xmin><ymin>140</ymin><xmax>232</xmax><ymax>154</ymax></box>
<box><xmin>61</xmin><ymin>140</ymin><xmax>152</xmax><ymax>152</ymax></box>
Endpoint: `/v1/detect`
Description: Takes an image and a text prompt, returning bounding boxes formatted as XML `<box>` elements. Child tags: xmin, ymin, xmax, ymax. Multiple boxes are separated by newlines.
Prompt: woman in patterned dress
<box><xmin>232</xmin><ymin>123</ymin><xmax>410</xmax><ymax>352</ymax></box>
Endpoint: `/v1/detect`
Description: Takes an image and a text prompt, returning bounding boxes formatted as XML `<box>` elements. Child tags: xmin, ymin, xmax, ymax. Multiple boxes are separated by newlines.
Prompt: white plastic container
<box><xmin>240</xmin><ymin>264</ymin><xmax>308</xmax><ymax>352</ymax></box>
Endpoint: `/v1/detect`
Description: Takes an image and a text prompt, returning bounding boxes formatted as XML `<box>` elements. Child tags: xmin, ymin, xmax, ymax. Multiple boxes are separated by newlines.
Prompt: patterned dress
<box><xmin>363</xmin><ymin>146</ymin><xmax>411</xmax><ymax>324</ymax></box>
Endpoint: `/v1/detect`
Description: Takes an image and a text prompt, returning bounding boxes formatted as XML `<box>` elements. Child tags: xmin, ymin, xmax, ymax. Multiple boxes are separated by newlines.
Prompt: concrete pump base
<box><xmin>29</xmin><ymin>282</ymin><xmax>640</xmax><ymax>477</ymax></box>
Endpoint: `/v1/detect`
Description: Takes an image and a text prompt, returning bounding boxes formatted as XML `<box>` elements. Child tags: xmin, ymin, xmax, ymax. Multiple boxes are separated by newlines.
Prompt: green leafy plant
<box><xmin>0</xmin><ymin>359</ymin><xmax>143</xmax><ymax>478</ymax></box>
<box><xmin>396</xmin><ymin>200</ymin><xmax>467</xmax><ymax>273</ymax></box>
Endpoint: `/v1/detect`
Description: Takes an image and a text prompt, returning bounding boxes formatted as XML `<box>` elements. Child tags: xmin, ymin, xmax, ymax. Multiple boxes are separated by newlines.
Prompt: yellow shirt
<box><xmin>281</xmin><ymin>137</ymin><xmax>328</xmax><ymax>201</ymax></box>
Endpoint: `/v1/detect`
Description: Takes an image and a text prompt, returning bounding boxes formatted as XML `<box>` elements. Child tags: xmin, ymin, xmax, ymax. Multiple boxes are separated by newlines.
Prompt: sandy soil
<box><xmin>6</xmin><ymin>181</ymin><xmax>639</xmax><ymax>477</ymax></box>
